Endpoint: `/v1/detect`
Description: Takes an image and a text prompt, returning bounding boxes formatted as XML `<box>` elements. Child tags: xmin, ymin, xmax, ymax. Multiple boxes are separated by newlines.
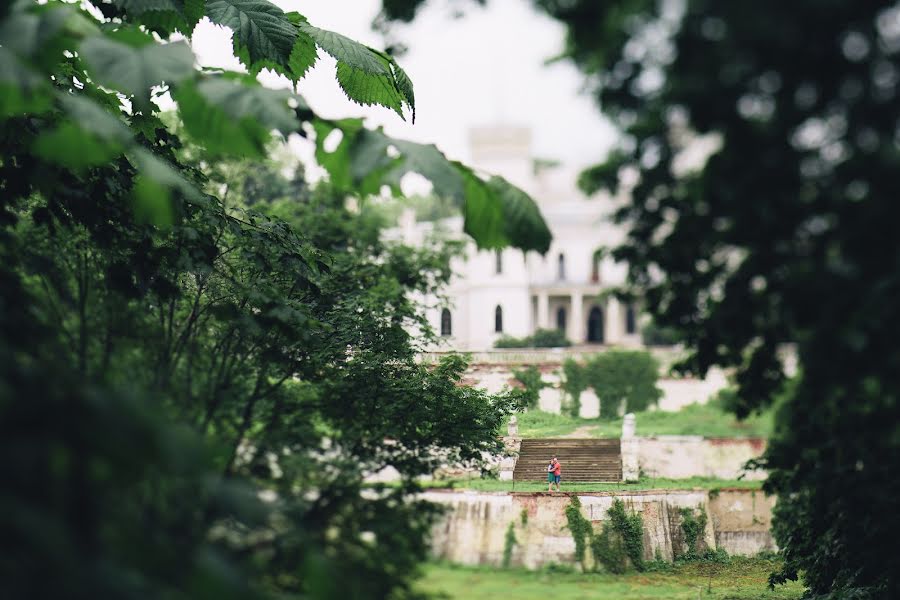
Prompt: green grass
<box><xmin>417</xmin><ymin>558</ymin><xmax>803</xmax><ymax>600</ymax></box>
<box><xmin>509</xmin><ymin>402</ymin><xmax>773</xmax><ymax>439</ymax></box>
<box><xmin>423</xmin><ymin>476</ymin><xmax>763</xmax><ymax>493</ymax></box>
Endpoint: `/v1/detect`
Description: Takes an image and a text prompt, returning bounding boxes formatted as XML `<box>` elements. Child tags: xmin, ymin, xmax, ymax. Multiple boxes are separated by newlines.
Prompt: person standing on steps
<box><xmin>546</xmin><ymin>458</ymin><xmax>555</xmax><ymax>491</ymax></box>
<box><xmin>548</xmin><ymin>455</ymin><xmax>562</xmax><ymax>492</ymax></box>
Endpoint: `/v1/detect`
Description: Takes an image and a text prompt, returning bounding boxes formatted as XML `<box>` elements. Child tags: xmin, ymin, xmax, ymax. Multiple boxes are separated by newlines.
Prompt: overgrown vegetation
<box><xmin>512</xmin><ymin>366</ymin><xmax>546</xmax><ymax>410</ymax></box>
<box><xmin>502</xmin><ymin>521</ymin><xmax>518</xmax><ymax>568</ymax></box>
<box><xmin>678</xmin><ymin>507</ymin><xmax>709</xmax><ymax>560</ymax></box>
<box><xmin>495</xmin><ymin>328</ymin><xmax>572</xmax><ymax>348</ymax></box>
<box><xmin>561</xmin><ymin>357</ymin><xmax>589</xmax><ymax>418</ymax></box>
<box><xmin>564</xmin><ymin>497</ymin><xmax>645</xmax><ymax>573</ymax></box>
<box><xmin>561</xmin><ymin>351</ymin><xmax>662</xmax><ymax>418</ymax></box>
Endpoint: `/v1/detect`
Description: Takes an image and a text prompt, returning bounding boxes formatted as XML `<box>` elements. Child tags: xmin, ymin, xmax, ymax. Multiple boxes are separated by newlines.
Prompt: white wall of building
<box><xmin>391</xmin><ymin>125</ymin><xmax>643</xmax><ymax>351</ymax></box>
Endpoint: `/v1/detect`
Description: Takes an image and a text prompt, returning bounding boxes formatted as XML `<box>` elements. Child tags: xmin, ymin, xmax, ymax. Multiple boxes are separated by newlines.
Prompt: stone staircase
<box><xmin>512</xmin><ymin>438</ymin><xmax>623</xmax><ymax>482</ymax></box>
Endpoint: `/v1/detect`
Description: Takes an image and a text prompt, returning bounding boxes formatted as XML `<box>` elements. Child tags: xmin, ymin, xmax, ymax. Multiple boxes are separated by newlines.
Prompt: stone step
<box><xmin>514</xmin><ymin>436</ymin><xmax>623</xmax><ymax>483</ymax></box>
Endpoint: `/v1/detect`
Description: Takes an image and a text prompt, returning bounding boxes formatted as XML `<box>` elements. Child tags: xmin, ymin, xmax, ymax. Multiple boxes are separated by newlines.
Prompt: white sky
<box><xmin>189</xmin><ymin>0</ymin><xmax>617</xmax><ymax>169</ymax></box>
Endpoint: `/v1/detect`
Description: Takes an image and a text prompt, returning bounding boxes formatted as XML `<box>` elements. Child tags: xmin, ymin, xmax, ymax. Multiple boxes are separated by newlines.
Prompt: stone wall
<box><xmin>424</xmin><ymin>488</ymin><xmax>776</xmax><ymax>569</ymax></box>
<box><xmin>633</xmin><ymin>436</ymin><xmax>767</xmax><ymax>480</ymax></box>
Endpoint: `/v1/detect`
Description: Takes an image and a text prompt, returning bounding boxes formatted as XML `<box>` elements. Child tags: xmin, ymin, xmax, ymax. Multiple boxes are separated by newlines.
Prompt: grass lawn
<box><xmin>417</xmin><ymin>558</ymin><xmax>803</xmax><ymax>600</ymax></box>
<box><xmin>423</xmin><ymin>476</ymin><xmax>763</xmax><ymax>493</ymax></box>
<box><xmin>509</xmin><ymin>402</ymin><xmax>774</xmax><ymax>439</ymax></box>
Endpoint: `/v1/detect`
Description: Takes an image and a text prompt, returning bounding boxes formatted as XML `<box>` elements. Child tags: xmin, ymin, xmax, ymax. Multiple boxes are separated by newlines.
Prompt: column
<box><xmin>606</xmin><ymin>297</ymin><xmax>621</xmax><ymax>343</ymax></box>
<box><xmin>537</xmin><ymin>292</ymin><xmax>549</xmax><ymax>330</ymax></box>
<box><xmin>569</xmin><ymin>290</ymin><xmax>584</xmax><ymax>344</ymax></box>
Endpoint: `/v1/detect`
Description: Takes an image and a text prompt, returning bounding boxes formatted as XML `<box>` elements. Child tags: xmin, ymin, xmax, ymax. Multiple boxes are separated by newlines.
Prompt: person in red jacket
<box><xmin>547</xmin><ymin>455</ymin><xmax>562</xmax><ymax>492</ymax></box>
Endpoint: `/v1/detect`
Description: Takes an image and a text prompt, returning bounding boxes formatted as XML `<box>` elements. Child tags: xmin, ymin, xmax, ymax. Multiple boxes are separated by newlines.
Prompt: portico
<box><xmin>532</xmin><ymin>284</ymin><xmax>635</xmax><ymax>346</ymax></box>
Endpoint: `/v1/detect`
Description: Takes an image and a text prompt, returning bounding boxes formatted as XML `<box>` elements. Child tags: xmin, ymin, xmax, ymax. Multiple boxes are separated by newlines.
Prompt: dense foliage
<box><xmin>512</xmin><ymin>366</ymin><xmax>545</xmax><ymax>410</ymax></box>
<box><xmin>567</xmin><ymin>351</ymin><xmax>661</xmax><ymax>418</ymax></box>
<box><xmin>382</xmin><ymin>0</ymin><xmax>900</xmax><ymax>596</ymax></box>
<box><xmin>0</xmin><ymin>1</ymin><xmax>549</xmax><ymax>597</ymax></box>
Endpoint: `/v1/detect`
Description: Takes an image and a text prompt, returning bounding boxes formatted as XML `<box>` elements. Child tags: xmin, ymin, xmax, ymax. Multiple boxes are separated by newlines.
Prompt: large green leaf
<box><xmin>175</xmin><ymin>77</ymin><xmax>296</xmax><ymax>157</ymax></box>
<box><xmin>297</xmin><ymin>22</ymin><xmax>391</xmax><ymax>75</ymax></box>
<box><xmin>32</xmin><ymin>94</ymin><xmax>134</xmax><ymax>169</ymax></box>
<box><xmin>205</xmin><ymin>0</ymin><xmax>296</xmax><ymax>76</ymax></box>
<box><xmin>336</xmin><ymin>62</ymin><xmax>405</xmax><ymax>119</ymax></box>
<box><xmin>0</xmin><ymin>46</ymin><xmax>51</xmax><ymax>117</ymax></box>
<box><xmin>79</xmin><ymin>35</ymin><xmax>195</xmax><ymax>112</ymax></box>
<box><xmin>312</xmin><ymin>119</ymin><xmax>551</xmax><ymax>253</ymax></box>
<box><xmin>113</xmin><ymin>0</ymin><xmax>205</xmax><ymax>34</ymax></box>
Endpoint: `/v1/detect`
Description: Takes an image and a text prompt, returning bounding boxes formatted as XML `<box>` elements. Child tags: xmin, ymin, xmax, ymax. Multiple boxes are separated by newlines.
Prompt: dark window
<box><xmin>441</xmin><ymin>308</ymin><xmax>452</xmax><ymax>337</ymax></box>
<box><xmin>557</xmin><ymin>253</ymin><xmax>566</xmax><ymax>280</ymax></box>
<box><xmin>495</xmin><ymin>305</ymin><xmax>503</xmax><ymax>333</ymax></box>
<box><xmin>587</xmin><ymin>306</ymin><xmax>604</xmax><ymax>343</ymax></box>
<box><xmin>495</xmin><ymin>249</ymin><xmax>503</xmax><ymax>274</ymax></box>
<box><xmin>556</xmin><ymin>307</ymin><xmax>567</xmax><ymax>332</ymax></box>
<box><xmin>625</xmin><ymin>304</ymin><xmax>637</xmax><ymax>334</ymax></box>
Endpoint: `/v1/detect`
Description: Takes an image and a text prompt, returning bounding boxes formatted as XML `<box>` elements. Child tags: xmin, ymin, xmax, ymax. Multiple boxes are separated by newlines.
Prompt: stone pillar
<box><xmin>507</xmin><ymin>415</ymin><xmax>519</xmax><ymax>437</ymax></box>
<box><xmin>621</xmin><ymin>412</ymin><xmax>640</xmax><ymax>482</ymax></box>
<box><xmin>606</xmin><ymin>297</ymin><xmax>622</xmax><ymax>344</ymax></box>
<box><xmin>569</xmin><ymin>290</ymin><xmax>584</xmax><ymax>344</ymax></box>
<box><xmin>537</xmin><ymin>292</ymin><xmax>549</xmax><ymax>330</ymax></box>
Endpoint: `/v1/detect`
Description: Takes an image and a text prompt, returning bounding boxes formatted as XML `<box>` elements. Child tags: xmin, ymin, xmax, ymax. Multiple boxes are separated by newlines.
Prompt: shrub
<box><xmin>529</xmin><ymin>328</ymin><xmax>572</xmax><ymax>348</ymax></box>
<box><xmin>562</xmin><ymin>358</ymin><xmax>589</xmax><ymax>418</ymax></box>
<box><xmin>512</xmin><ymin>366</ymin><xmax>545</xmax><ymax>409</ymax></box>
<box><xmin>493</xmin><ymin>328</ymin><xmax>572</xmax><ymax>348</ymax></box>
<box><xmin>583</xmin><ymin>350</ymin><xmax>662</xmax><ymax>418</ymax></box>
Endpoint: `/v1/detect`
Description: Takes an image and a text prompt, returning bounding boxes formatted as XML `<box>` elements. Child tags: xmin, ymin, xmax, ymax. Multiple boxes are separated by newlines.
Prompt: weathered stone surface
<box><xmin>423</xmin><ymin>488</ymin><xmax>774</xmax><ymax>569</ymax></box>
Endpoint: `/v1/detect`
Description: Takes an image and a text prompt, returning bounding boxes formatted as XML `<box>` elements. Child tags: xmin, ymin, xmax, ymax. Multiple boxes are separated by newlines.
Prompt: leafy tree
<box><xmin>583</xmin><ymin>351</ymin><xmax>661</xmax><ymax>418</ymax></box>
<box><xmin>0</xmin><ymin>1</ymin><xmax>545</xmax><ymax>597</ymax></box>
<box><xmin>512</xmin><ymin>366</ymin><xmax>545</xmax><ymax>410</ymax></box>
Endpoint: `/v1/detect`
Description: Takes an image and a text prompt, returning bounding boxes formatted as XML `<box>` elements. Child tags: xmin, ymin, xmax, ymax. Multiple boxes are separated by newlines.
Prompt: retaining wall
<box><xmin>424</xmin><ymin>488</ymin><xmax>776</xmax><ymax>569</ymax></box>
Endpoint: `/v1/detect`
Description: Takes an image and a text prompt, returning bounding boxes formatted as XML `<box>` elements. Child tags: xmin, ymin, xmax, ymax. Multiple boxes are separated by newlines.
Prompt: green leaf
<box><xmin>336</xmin><ymin>62</ymin><xmax>405</xmax><ymax>119</ymax></box>
<box><xmin>128</xmin><ymin>147</ymin><xmax>203</xmax><ymax>219</ymax></box>
<box><xmin>79</xmin><ymin>35</ymin><xmax>195</xmax><ymax>112</ymax></box>
<box><xmin>114</xmin><ymin>0</ymin><xmax>205</xmax><ymax>32</ymax></box>
<box><xmin>390</xmin><ymin>60</ymin><xmax>415</xmax><ymax>123</ymax></box>
<box><xmin>311</xmin><ymin>119</ymin><xmax>551</xmax><ymax>253</ymax></box>
<box><xmin>460</xmin><ymin>168</ymin><xmax>508</xmax><ymax>249</ymax></box>
<box><xmin>205</xmin><ymin>0</ymin><xmax>297</xmax><ymax>76</ymax></box>
<box><xmin>32</xmin><ymin>94</ymin><xmax>134</xmax><ymax>169</ymax></box>
<box><xmin>0</xmin><ymin>46</ymin><xmax>51</xmax><ymax>117</ymax></box>
<box><xmin>288</xmin><ymin>30</ymin><xmax>318</xmax><ymax>80</ymax></box>
<box><xmin>297</xmin><ymin>22</ymin><xmax>391</xmax><ymax>75</ymax></box>
<box><xmin>487</xmin><ymin>176</ymin><xmax>552</xmax><ymax>254</ymax></box>
<box><xmin>175</xmin><ymin>78</ymin><xmax>296</xmax><ymax>157</ymax></box>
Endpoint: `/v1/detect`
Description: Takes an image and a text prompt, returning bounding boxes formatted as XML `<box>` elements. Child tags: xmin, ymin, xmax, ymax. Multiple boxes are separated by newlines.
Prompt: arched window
<box><xmin>625</xmin><ymin>304</ymin><xmax>637</xmax><ymax>334</ymax></box>
<box><xmin>557</xmin><ymin>253</ymin><xmax>566</xmax><ymax>280</ymax></box>
<box><xmin>495</xmin><ymin>249</ymin><xmax>503</xmax><ymax>274</ymax></box>
<box><xmin>587</xmin><ymin>306</ymin><xmax>604</xmax><ymax>343</ymax></box>
<box><xmin>494</xmin><ymin>305</ymin><xmax>503</xmax><ymax>333</ymax></box>
<box><xmin>556</xmin><ymin>307</ymin><xmax>567</xmax><ymax>332</ymax></box>
<box><xmin>440</xmin><ymin>308</ymin><xmax>452</xmax><ymax>337</ymax></box>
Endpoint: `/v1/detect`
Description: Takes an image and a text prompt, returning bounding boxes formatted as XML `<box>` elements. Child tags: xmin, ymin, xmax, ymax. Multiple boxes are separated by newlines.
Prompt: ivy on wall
<box><xmin>564</xmin><ymin>497</ymin><xmax>646</xmax><ymax>573</ymax></box>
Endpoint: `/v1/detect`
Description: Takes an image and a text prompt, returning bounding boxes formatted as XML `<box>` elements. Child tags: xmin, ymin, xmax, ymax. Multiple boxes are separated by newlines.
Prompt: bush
<box><xmin>512</xmin><ymin>366</ymin><xmax>545</xmax><ymax>409</ymax></box>
<box><xmin>493</xmin><ymin>328</ymin><xmax>572</xmax><ymax>348</ymax></box>
<box><xmin>530</xmin><ymin>328</ymin><xmax>572</xmax><ymax>348</ymax></box>
<box><xmin>583</xmin><ymin>350</ymin><xmax>662</xmax><ymax>418</ymax></box>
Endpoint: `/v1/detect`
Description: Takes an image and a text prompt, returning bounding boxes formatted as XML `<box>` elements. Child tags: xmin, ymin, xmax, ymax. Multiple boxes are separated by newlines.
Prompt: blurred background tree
<box><xmin>379</xmin><ymin>0</ymin><xmax>900</xmax><ymax>597</ymax></box>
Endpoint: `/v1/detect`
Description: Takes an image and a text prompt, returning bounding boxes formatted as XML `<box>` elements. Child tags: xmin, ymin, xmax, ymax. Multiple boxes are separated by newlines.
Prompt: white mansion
<box><xmin>390</xmin><ymin>126</ymin><xmax>643</xmax><ymax>352</ymax></box>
